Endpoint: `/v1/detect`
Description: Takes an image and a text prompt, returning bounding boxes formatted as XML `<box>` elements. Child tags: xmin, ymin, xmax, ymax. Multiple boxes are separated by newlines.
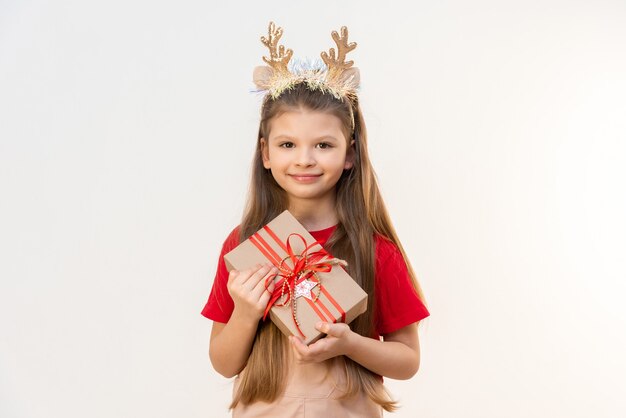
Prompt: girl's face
<box><xmin>261</xmin><ymin>108</ymin><xmax>354</xmax><ymax>207</ymax></box>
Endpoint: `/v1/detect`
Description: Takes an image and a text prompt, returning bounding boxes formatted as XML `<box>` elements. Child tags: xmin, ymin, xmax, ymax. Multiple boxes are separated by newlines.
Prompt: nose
<box><xmin>295</xmin><ymin>147</ymin><xmax>316</xmax><ymax>167</ymax></box>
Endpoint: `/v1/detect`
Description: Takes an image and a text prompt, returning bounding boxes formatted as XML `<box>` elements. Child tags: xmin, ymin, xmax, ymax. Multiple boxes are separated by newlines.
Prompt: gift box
<box><xmin>224</xmin><ymin>210</ymin><xmax>368</xmax><ymax>345</ymax></box>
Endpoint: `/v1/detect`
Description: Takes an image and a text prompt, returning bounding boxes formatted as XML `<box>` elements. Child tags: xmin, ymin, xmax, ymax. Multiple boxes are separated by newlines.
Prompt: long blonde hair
<box><xmin>231</xmin><ymin>83</ymin><xmax>425</xmax><ymax>411</ymax></box>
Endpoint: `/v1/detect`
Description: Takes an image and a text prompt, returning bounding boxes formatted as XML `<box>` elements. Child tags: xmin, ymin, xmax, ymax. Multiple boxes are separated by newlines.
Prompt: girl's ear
<box><xmin>344</xmin><ymin>139</ymin><xmax>356</xmax><ymax>170</ymax></box>
<box><xmin>260</xmin><ymin>138</ymin><xmax>271</xmax><ymax>169</ymax></box>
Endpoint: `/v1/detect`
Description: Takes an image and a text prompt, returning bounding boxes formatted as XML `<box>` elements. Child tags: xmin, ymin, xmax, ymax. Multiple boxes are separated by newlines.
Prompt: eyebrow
<box><xmin>272</xmin><ymin>135</ymin><xmax>340</xmax><ymax>142</ymax></box>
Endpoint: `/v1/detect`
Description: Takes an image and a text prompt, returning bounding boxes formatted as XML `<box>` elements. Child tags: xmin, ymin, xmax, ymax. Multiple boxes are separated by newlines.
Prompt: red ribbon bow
<box><xmin>262</xmin><ymin>233</ymin><xmax>334</xmax><ymax>337</ymax></box>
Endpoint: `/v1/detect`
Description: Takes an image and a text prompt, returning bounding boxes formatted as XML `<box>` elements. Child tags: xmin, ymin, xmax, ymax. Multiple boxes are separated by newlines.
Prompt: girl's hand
<box><xmin>289</xmin><ymin>322</ymin><xmax>356</xmax><ymax>363</ymax></box>
<box><xmin>227</xmin><ymin>263</ymin><xmax>277</xmax><ymax>323</ymax></box>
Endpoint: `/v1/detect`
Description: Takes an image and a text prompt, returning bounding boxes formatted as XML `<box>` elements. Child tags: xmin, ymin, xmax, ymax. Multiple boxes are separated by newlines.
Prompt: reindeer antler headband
<box><xmin>253</xmin><ymin>22</ymin><xmax>360</xmax><ymax>102</ymax></box>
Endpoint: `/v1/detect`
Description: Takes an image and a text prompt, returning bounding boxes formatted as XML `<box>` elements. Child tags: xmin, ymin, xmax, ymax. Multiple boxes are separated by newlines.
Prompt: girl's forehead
<box><xmin>268</xmin><ymin>110</ymin><xmax>346</xmax><ymax>138</ymax></box>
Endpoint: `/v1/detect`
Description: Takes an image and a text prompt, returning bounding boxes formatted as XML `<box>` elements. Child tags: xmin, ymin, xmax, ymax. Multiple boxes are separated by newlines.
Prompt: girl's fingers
<box><xmin>229</xmin><ymin>265</ymin><xmax>254</xmax><ymax>287</ymax></box>
<box><xmin>289</xmin><ymin>336</ymin><xmax>310</xmax><ymax>359</ymax></box>
<box><xmin>233</xmin><ymin>263</ymin><xmax>265</xmax><ymax>287</ymax></box>
<box><xmin>253</xmin><ymin>269</ymin><xmax>277</xmax><ymax>302</ymax></box>
<box><xmin>229</xmin><ymin>264</ymin><xmax>279</xmax><ymax>319</ymax></box>
<box><xmin>243</xmin><ymin>263</ymin><xmax>274</xmax><ymax>290</ymax></box>
<box><xmin>227</xmin><ymin>269</ymin><xmax>240</xmax><ymax>285</ymax></box>
<box><xmin>290</xmin><ymin>335</ymin><xmax>306</xmax><ymax>346</ymax></box>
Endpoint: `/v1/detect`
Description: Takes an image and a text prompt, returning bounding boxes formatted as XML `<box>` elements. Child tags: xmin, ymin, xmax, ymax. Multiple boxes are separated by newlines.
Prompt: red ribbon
<box><xmin>264</xmin><ymin>234</ymin><xmax>332</xmax><ymax>336</ymax></box>
<box><xmin>249</xmin><ymin>230</ymin><xmax>344</xmax><ymax>338</ymax></box>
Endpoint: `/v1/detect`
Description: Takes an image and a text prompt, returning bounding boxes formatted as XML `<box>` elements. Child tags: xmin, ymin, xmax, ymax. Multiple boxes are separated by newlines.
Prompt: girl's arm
<box><xmin>209</xmin><ymin>264</ymin><xmax>277</xmax><ymax>378</ymax></box>
<box><xmin>289</xmin><ymin>322</ymin><xmax>421</xmax><ymax>380</ymax></box>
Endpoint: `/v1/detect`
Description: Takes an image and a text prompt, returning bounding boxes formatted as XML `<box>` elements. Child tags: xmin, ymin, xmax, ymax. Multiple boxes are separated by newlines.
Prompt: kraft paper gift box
<box><xmin>224</xmin><ymin>210</ymin><xmax>368</xmax><ymax>345</ymax></box>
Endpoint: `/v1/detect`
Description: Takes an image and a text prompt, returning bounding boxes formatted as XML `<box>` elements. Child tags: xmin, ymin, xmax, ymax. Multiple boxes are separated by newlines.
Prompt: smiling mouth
<box><xmin>289</xmin><ymin>174</ymin><xmax>322</xmax><ymax>182</ymax></box>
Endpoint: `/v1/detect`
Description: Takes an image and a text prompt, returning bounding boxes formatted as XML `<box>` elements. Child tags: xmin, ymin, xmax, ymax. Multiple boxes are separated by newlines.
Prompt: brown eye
<box><xmin>279</xmin><ymin>142</ymin><xmax>295</xmax><ymax>148</ymax></box>
<box><xmin>317</xmin><ymin>142</ymin><xmax>332</xmax><ymax>149</ymax></box>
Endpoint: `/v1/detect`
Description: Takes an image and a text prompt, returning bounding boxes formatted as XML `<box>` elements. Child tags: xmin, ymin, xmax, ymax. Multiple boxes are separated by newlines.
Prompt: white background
<box><xmin>1</xmin><ymin>1</ymin><xmax>625</xmax><ymax>417</ymax></box>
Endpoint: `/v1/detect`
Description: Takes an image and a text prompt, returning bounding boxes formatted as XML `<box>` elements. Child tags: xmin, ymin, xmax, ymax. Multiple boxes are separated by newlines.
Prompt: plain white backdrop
<box><xmin>1</xmin><ymin>1</ymin><xmax>625</xmax><ymax>417</ymax></box>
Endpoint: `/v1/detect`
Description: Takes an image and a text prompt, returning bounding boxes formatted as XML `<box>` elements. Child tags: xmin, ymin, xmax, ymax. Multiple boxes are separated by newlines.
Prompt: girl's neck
<box><xmin>288</xmin><ymin>196</ymin><xmax>338</xmax><ymax>231</ymax></box>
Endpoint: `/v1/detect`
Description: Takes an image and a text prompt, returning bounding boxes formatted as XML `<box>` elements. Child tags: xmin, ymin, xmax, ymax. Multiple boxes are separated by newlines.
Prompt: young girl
<box><xmin>201</xmin><ymin>22</ymin><xmax>429</xmax><ymax>417</ymax></box>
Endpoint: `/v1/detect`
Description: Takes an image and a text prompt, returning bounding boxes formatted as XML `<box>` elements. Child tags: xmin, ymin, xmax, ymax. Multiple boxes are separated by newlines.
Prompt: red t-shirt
<box><xmin>201</xmin><ymin>224</ymin><xmax>429</xmax><ymax>337</ymax></box>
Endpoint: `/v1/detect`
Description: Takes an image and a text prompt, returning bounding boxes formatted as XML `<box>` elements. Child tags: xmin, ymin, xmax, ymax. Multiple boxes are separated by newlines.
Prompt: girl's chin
<box><xmin>284</xmin><ymin>189</ymin><xmax>337</xmax><ymax>203</ymax></box>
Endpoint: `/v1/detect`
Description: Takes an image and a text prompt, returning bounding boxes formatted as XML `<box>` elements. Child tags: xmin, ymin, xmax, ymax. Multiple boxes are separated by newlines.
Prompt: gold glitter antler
<box><xmin>321</xmin><ymin>26</ymin><xmax>357</xmax><ymax>78</ymax></box>
<box><xmin>260</xmin><ymin>22</ymin><xmax>293</xmax><ymax>75</ymax></box>
<box><xmin>253</xmin><ymin>22</ymin><xmax>360</xmax><ymax>100</ymax></box>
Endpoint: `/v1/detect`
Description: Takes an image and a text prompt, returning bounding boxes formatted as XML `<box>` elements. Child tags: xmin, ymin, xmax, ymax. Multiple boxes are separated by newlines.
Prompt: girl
<box><xmin>201</xmin><ymin>22</ymin><xmax>429</xmax><ymax>417</ymax></box>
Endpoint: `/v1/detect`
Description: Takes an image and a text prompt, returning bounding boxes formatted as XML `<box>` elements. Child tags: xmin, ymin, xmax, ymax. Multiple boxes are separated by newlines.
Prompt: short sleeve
<box><xmin>200</xmin><ymin>227</ymin><xmax>240</xmax><ymax>323</ymax></box>
<box><xmin>374</xmin><ymin>236</ymin><xmax>430</xmax><ymax>336</ymax></box>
